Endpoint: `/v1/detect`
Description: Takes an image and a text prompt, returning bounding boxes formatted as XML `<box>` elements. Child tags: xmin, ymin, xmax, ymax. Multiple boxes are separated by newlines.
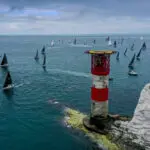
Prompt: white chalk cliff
<box><xmin>116</xmin><ymin>83</ymin><xmax>150</xmax><ymax>149</ymax></box>
<box><xmin>127</xmin><ymin>83</ymin><xmax>150</xmax><ymax>149</ymax></box>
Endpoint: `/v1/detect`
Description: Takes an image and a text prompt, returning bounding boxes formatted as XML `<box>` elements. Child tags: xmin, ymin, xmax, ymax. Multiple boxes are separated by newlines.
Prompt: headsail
<box><xmin>3</xmin><ymin>71</ymin><xmax>13</xmax><ymax>89</ymax></box>
<box><xmin>1</xmin><ymin>53</ymin><xmax>8</xmax><ymax>66</ymax></box>
<box><xmin>124</xmin><ymin>48</ymin><xmax>127</xmax><ymax>56</ymax></box>
<box><xmin>128</xmin><ymin>53</ymin><xmax>136</xmax><ymax>68</ymax></box>
<box><xmin>136</xmin><ymin>48</ymin><xmax>142</xmax><ymax>59</ymax></box>
<box><xmin>35</xmin><ymin>50</ymin><xmax>39</xmax><ymax>60</ymax></box>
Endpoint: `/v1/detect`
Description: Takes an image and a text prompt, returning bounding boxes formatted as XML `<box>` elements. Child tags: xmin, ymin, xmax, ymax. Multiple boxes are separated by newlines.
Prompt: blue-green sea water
<box><xmin>0</xmin><ymin>35</ymin><xmax>150</xmax><ymax>150</ymax></box>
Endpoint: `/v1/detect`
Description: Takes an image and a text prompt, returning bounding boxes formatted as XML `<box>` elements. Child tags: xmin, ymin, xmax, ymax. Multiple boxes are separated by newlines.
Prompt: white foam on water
<box><xmin>15</xmin><ymin>83</ymin><xmax>24</xmax><ymax>88</ymax></box>
<box><xmin>69</xmin><ymin>44</ymin><xmax>93</xmax><ymax>48</ymax></box>
<box><xmin>48</xmin><ymin>69</ymin><xmax>91</xmax><ymax>78</ymax></box>
<box><xmin>48</xmin><ymin>46</ymin><xmax>61</xmax><ymax>49</ymax></box>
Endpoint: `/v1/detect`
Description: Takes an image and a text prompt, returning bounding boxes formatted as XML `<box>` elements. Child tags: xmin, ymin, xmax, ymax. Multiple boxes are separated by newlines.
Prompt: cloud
<box><xmin>0</xmin><ymin>0</ymin><xmax>150</xmax><ymax>34</ymax></box>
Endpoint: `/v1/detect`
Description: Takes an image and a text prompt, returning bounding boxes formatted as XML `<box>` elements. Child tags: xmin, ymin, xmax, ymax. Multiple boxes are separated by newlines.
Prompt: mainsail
<box><xmin>73</xmin><ymin>38</ymin><xmax>77</xmax><ymax>45</ymax></box>
<box><xmin>93</xmin><ymin>39</ymin><xmax>96</xmax><ymax>44</ymax></box>
<box><xmin>108</xmin><ymin>40</ymin><xmax>112</xmax><ymax>46</ymax></box>
<box><xmin>105</xmin><ymin>36</ymin><xmax>110</xmax><ymax>41</ymax></box>
<box><xmin>128</xmin><ymin>53</ymin><xmax>136</xmax><ymax>67</ymax></box>
<box><xmin>1</xmin><ymin>53</ymin><xmax>8</xmax><ymax>66</ymax></box>
<box><xmin>116</xmin><ymin>52</ymin><xmax>119</xmax><ymax>60</ymax></box>
<box><xmin>41</xmin><ymin>46</ymin><xmax>45</xmax><ymax>54</ymax></box>
<box><xmin>35</xmin><ymin>50</ymin><xmax>39</xmax><ymax>60</ymax></box>
<box><xmin>3</xmin><ymin>71</ymin><xmax>12</xmax><ymax>89</ymax></box>
<box><xmin>142</xmin><ymin>42</ymin><xmax>146</xmax><ymax>50</ymax></box>
<box><xmin>131</xmin><ymin>43</ymin><xmax>134</xmax><ymax>51</ymax></box>
<box><xmin>113</xmin><ymin>41</ymin><xmax>117</xmax><ymax>48</ymax></box>
<box><xmin>50</xmin><ymin>40</ymin><xmax>54</xmax><ymax>47</ymax></box>
<box><xmin>136</xmin><ymin>48</ymin><xmax>142</xmax><ymax>59</ymax></box>
<box><xmin>43</xmin><ymin>54</ymin><xmax>46</xmax><ymax>67</ymax></box>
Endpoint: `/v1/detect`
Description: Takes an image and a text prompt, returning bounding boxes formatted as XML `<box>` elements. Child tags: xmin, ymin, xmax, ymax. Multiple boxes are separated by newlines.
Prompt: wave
<box><xmin>69</xmin><ymin>44</ymin><xmax>93</xmax><ymax>48</ymax></box>
<box><xmin>14</xmin><ymin>83</ymin><xmax>24</xmax><ymax>88</ymax></box>
<box><xmin>48</xmin><ymin>69</ymin><xmax>91</xmax><ymax>78</ymax></box>
<box><xmin>48</xmin><ymin>46</ymin><xmax>61</xmax><ymax>49</ymax></box>
<box><xmin>14</xmin><ymin>81</ymin><xmax>31</xmax><ymax>88</ymax></box>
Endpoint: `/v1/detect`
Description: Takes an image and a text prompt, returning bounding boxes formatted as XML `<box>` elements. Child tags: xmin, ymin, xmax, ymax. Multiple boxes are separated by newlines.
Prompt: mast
<box><xmin>124</xmin><ymin>48</ymin><xmax>127</xmax><ymax>56</ymax></box>
<box><xmin>3</xmin><ymin>71</ymin><xmax>12</xmax><ymax>88</ymax></box>
<box><xmin>1</xmin><ymin>53</ymin><xmax>8</xmax><ymax>66</ymax></box>
<box><xmin>128</xmin><ymin>53</ymin><xmax>136</xmax><ymax>67</ymax></box>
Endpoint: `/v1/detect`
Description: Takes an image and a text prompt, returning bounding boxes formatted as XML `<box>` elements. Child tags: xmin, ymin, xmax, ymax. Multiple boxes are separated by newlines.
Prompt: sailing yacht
<box><xmin>0</xmin><ymin>53</ymin><xmax>8</xmax><ymax>67</ymax></box>
<box><xmin>128</xmin><ymin>53</ymin><xmax>136</xmax><ymax>68</ymax></box>
<box><xmin>128</xmin><ymin>69</ymin><xmax>138</xmax><ymax>76</ymax></box>
<box><xmin>3</xmin><ymin>71</ymin><xmax>14</xmax><ymax>90</ymax></box>
<box><xmin>34</xmin><ymin>50</ymin><xmax>39</xmax><ymax>60</ymax></box>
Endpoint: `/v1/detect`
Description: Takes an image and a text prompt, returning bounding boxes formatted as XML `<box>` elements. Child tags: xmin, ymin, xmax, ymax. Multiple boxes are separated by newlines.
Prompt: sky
<box><xmin>0</xmin><ymin>0</ymin><xmax>150</xmax><ymax>35</ymax></box>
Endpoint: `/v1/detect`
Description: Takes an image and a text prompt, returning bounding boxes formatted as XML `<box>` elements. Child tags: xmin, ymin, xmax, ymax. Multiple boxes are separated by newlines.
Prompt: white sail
<box><xmin>140</xmin><ymin>36</ymin><xmax>144</xmax><ymax>40</ymax></box>
<box><xmin>108</xmin><ymin>40</ymin><xmax>112</xmax><ymax>46</ymax></box>
<box><xmin>50</xmin><ymin>40</ymin><xmax>55</xmax><ymax>47</ymax></box>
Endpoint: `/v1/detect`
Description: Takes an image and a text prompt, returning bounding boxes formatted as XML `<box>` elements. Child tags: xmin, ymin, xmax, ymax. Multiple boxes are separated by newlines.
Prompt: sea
<box><xmin>0</xmin><ymin>34</ymin><xmax>150</xmax><ymax>150</ymax></box>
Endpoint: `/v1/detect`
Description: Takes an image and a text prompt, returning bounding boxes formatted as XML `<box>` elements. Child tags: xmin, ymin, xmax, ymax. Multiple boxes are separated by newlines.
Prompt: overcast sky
<box><xmin>0</xmin><ymin>0</ymin><xmax>149</xmax><ymax>34</ymax></box>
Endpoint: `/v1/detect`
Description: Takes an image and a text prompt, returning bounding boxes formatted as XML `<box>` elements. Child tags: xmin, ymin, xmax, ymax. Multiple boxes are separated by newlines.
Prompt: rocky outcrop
<box><xmin>64</xmin><ymin>84</ymin><xmax>150</xmax><ymax>150</ymax></box>
<box><xmin>120</xmin><ymin>83</ymin><xmax>150</xmax><ymax>149</ymax></box>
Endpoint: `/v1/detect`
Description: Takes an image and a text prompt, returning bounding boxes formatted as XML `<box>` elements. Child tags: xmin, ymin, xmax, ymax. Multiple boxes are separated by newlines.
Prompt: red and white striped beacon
<box><xmin>85</xmin><ymin>50</ymin><xmax>116</xmax><ymax>119</ymax></box>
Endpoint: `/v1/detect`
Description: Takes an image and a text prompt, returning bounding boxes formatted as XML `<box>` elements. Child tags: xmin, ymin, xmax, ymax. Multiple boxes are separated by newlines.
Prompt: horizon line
<box><xmin>0</xmin><ymin>33</ymin><xmax>149</xmax><ymax>36</ymax></box>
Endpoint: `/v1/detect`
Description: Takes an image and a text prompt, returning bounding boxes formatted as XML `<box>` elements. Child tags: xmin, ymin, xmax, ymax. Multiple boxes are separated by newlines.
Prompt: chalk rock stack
<box><xmin>127</xmin><ymin>83</ymin><xmax>150</xmax><ymax>149</ymax></box>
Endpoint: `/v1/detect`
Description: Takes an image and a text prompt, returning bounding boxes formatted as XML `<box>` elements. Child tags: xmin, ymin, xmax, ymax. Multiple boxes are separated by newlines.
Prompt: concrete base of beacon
<box><xmin>83</xmin><ymin>114</ymin><xmax>129</xmax><ymax>135</ymax></box>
